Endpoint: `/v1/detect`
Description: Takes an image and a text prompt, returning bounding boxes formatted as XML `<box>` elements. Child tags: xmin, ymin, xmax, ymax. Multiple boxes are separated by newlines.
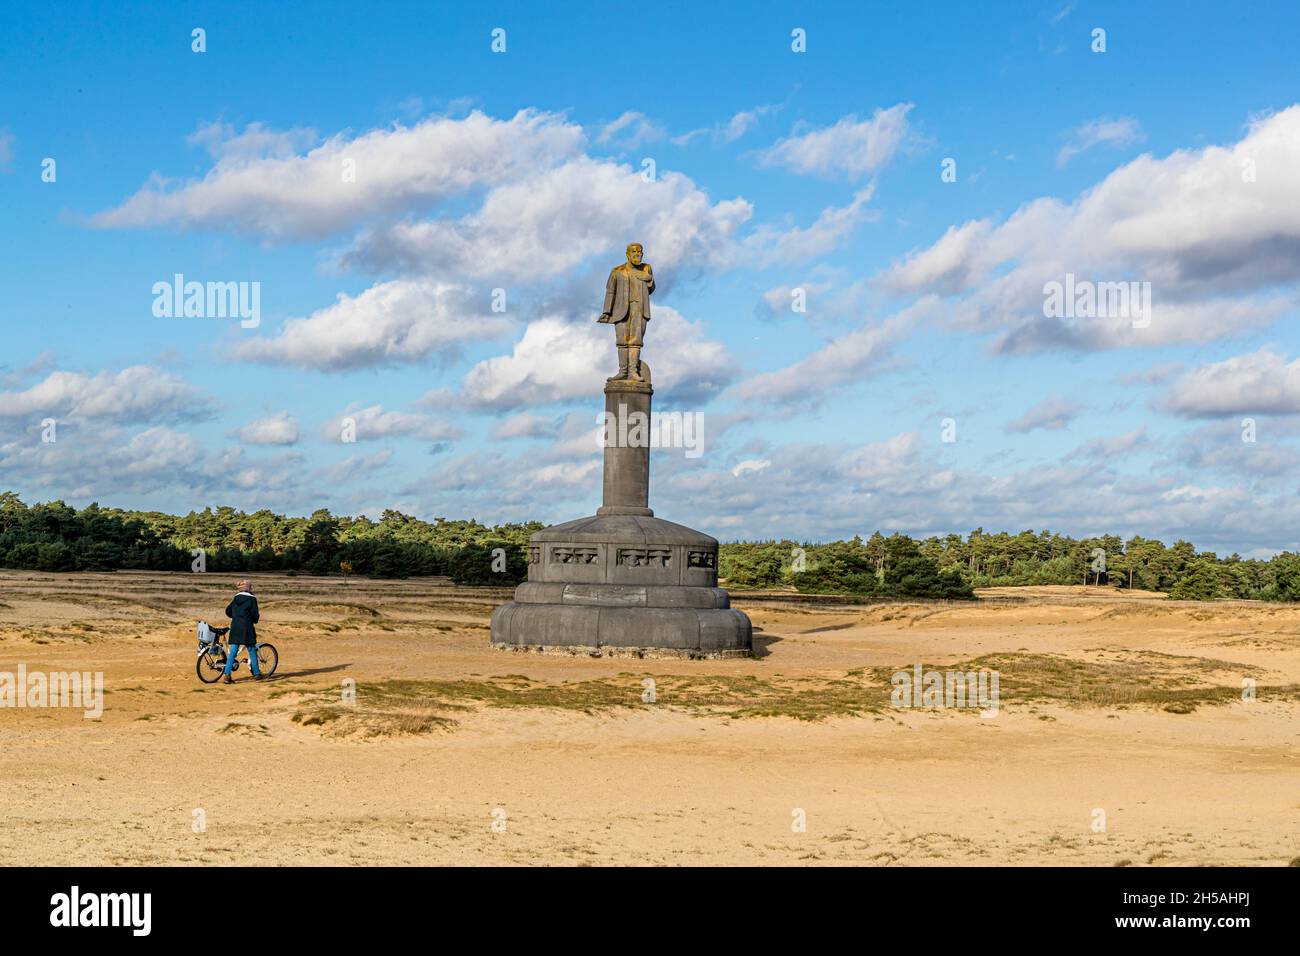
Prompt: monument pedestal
<box><xmin>491</xmin><ymin>375</ymin><xmax>752</xmax><ymax>658</ymax></box>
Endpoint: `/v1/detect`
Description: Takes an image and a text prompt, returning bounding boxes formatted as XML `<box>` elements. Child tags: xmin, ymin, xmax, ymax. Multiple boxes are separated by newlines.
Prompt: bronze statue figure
<box><xmin>597</xmin><ymin>242</ymin><xmax>654</xmax><ymax>381</ymax></box>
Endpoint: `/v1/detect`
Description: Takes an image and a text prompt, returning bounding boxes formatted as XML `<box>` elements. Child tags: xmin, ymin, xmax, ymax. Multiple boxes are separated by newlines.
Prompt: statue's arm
<box><xmin>598</xmin><ymin>269</ymin><xmax>616</xmax><ymax>321</ymax></box>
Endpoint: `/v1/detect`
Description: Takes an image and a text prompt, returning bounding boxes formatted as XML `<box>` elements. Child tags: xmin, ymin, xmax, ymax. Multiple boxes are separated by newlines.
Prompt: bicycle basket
<box><xmin>197</xmin><ymin>621</ymin><xmax>216</xmax><ymax>645</ymax></box>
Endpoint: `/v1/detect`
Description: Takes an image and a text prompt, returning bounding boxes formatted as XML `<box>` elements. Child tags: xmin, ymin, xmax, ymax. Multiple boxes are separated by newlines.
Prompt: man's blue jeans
<box><xmin>223</xmin><ymin>644</ymin><xmax>262</xmax><ymax>677</ymax></box>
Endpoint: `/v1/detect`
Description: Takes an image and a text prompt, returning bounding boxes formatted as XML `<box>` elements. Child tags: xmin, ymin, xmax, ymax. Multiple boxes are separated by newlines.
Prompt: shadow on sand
<box><xmin>249</xmin><ymin>663</ymin><xmax>354</xmax><ymax>683</ymax></box>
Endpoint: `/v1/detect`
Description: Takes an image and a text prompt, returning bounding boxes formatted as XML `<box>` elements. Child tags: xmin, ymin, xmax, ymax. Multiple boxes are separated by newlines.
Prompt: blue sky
<box><xmin>2</xmin><ymin>1</ymin><xmax>1300</xmax><ymax>555</ymax></box>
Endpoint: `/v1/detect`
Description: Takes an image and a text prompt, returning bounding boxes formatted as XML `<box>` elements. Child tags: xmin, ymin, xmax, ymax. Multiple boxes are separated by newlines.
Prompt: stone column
<box><xmin>598</xmin><ymin>379</ymin><xmax>653</xmax><ymax>516</ymax></box>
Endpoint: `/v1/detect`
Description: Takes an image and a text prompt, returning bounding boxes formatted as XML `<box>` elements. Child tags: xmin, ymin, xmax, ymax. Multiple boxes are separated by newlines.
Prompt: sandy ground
<box><xmin>1</xmin><ymin>570</ymin><xmax>1297</xmax><ymax>866</ymax></box>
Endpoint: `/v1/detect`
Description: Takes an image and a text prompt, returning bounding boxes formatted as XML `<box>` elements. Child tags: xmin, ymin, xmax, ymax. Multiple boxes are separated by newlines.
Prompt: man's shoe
<box><xmin>221</xmin><ymin>675</ymin><xmax>234</xmax><ymax>684</ymax></box>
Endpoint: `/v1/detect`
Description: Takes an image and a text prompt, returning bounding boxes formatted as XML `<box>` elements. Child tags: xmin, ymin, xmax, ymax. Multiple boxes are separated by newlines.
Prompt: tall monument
<box><xmin>490</xmin><ymin>244</ymin><xmax>753</xmax><ymax>658</ymax></box>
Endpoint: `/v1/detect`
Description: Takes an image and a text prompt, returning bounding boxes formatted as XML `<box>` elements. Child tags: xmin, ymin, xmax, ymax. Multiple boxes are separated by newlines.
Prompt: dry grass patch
<box><xmin>953</xmin><ymin>651</ymin><xmax>1298</xmax><ymax>711</ymax></box>
<box><xmin>276</xmin><ymin>651</ymin><xmax>1300</xmax><ymax>738</ymax></box>
<box><xmin>280</xmin><ymin>672</ymin><xmax>891</xmax><ymax>738</ymax></box>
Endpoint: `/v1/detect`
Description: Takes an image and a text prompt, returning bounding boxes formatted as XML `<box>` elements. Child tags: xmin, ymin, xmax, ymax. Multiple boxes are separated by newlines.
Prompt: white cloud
<box><xmin>457</xmin><ymin>306</ymin><xmax>732</xmax><ymax>410</ymax></box>
<box><xmin>187</xmin><ymin>120</ymin><xmax>319</xmax><ymax>162</ymax></box>
<box><xmin>1162</xmin><ymin>348</ymin><xmax>1300</xmax><ymax>417</ymax></box>
<box><xmin>631</xmin><ymin>430</ymin><xmax>1300</xmax><ymax>556</ymax></box>
<box><xmin>735</xmin><ymin>299</ymin><xmax>929</xmax><ymax>405</ymax></box>
<box><xmin>758</xmin><ymin>104</ymin><xmax>914</xmax><ymax>179</ymax></box>
<box><xmin>0</xmin><ymin>425</ymin><xmax>207</xmax><ymax>500</ymax></box>
<box><xmin>884</xmin><ymin>106</ymin><xmax>1300</xmax><ymax>352</ymax></box>
<box><xmin>117</xmin><ymin>426</ymin><xmax>208</xmax><ymax>478</ymax></box>
<box><xmin>1066</xmin><ymin>426</ymin><xmax>1150</xmax><ymax>462</ymax></box>
<box><xmin>1167</xmin><ymin>419</ymin><xmax>1300</xmax><ymax>480</ymax></box>
<box><xmin>731</xmin><ymin>458</ymin><xmax>771</xmax><ymax>477</ymax></box>
<box><xmin>231</xmin><ymin>279</ymin><xmax>510</xmax><ymax>371</ymax></box>
<box><xmin>740</xmin><ymin>187</ymin><xmax>876</xmax><ymax>265</ymax></box>
<box><xmin>341</xmin><ymin>156</ymin><xmax>755</xmax><ymax>278</ymax></box>
<box><xmin>718</xmin><ymin>105</ymin><xmax>780</xmax><ymax>143</ymax></box>
<box><xmin>673</xmin><ymin>105</ymin><xmax>781</xmax><ymax>147</ymax></box>
<box><xmin>323</xmin><ymin>404</ymin><xmax>462</xmax><ymax>443</ymax></box>
<box><xmin>0</xmin><ymin>366</ymin><xmax>209</xmax><ymax>424</ymax></box>
<box><xmin>95</xmin><ymin>111</ymin><xmax>879</xmax><ymax>336</ymax></box>
<box><xmin>490</xmin><ymin>412</ymin><xmax>559</xmax><ymax>440</ymax></box>
<box><xmin>1056</xmin><ymin>116</ymin><xmax>1144</xmax><ymax>167</ymax></box>
<box><xmin>1052</xmin><ymin>2</ymin><xmax>1076</xmax><ymax>24</ymax></box>
<box><xmin>91</xmin><ymin>110</ymin><xmax>585</xmax><ymax>241</ymax></box>
<box><xmin>1115</xmin><ymin>361</ymin><xmax>1184</xmax><ymax>386</ymax></box>
<box><xmin>213</xmin><ymin>446</ymin><xmax>311</xmax><ymax>495</ymax></box>
<box><xmin>884</xmin><ymin>219</ymin><xmax>999</xmax><ymax>296</ymax></box>
<box><xmin>0</xmin><ymin>351</ymin><xmax>58</xmax><ymax>389</ymax></box>
<box><xmin>234</xmin><ymin>411</ymin><xmax>299</xmax><ymax>445</ymax></box>
<box><xmin>0</xmin><ymin>421</ymin><xmax>374</xmax><ymax>516</ymax></box>
<box><xmin>597</xmin><ymin>111</ymin><xmax>665</xmax><ymax>150</ymax></box>
<box><xmin>1006</xmin><ymin>395</ymin><xmax>1082</xmax><ymax>432</ymax></box>
<box><xmin>757</xmin><ymin>280</ymin><xmax>834</xmax><ymax>319</ymax></box>
<box><xmin>323</xmin><ymin>448</ymin><xmax>395</xmax><ymax>484</ymax></box>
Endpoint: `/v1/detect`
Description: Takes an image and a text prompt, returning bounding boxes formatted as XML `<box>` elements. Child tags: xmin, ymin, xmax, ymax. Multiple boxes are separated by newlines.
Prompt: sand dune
<box><xmin>1</xmin><ymin>571</ymin><xmax>1296</xmax><ymax>866</ymax></box>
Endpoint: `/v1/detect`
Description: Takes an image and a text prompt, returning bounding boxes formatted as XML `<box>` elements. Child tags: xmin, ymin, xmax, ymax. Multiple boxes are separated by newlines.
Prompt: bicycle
<box><xmin>196</xmin><ymin>621</ymin><xmax>279</xmax><ymax>683</ymax></box>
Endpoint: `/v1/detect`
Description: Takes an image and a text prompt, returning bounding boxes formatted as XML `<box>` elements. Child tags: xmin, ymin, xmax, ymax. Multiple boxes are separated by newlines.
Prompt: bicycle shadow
<box><xmin>255</xmin><ymin>663</ymin><xmax>353</xmax><ymax>682</ymax></box>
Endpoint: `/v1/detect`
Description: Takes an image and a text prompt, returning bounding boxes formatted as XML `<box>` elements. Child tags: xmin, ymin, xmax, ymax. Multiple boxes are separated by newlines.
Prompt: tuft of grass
<box><xmin>292</xmin><ymin>707</ymin><xmax>455</xmax><ymax>736</ymax></box>
<box><xmin>218</xmin><ymin>722</ymin><xmax>270</xmax><ymax>735</ymax></box>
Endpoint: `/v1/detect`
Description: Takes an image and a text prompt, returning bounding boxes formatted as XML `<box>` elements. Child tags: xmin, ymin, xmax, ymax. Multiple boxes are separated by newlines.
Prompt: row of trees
<box><xmin>719</xmin><ymin>530</ymin><xmax>1300</xmax><ymax>601</ymax></box>
<box><xmin>3</xmin><ymin>493</ymin><xmax>1298</xmax><ymax>601</ymax></box>
<box><xmin>0</xmin><ymin>494</ymin><xmax>537</xmax><ymax>584</ymax></box>
<box><xmin>721</xmin><ymin>534</ymin><xmax>975</xmax><ymax>599</ymax></box>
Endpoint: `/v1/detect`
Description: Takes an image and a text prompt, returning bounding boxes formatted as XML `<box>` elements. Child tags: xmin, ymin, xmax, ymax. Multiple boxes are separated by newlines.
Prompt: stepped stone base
<box><xmin>489</xmin><ymin>513</ymin><xmax>753</xmax><ymax>657</ymax></box>
<box><xmin>491</xmin><ymin>641</ymin><xmax>751</xmax><ymax>661</ymax></box>
<box><xmin>490</xmin><ymin>601</ymin><xmax>752</xmax><ymax>658</ymax></box>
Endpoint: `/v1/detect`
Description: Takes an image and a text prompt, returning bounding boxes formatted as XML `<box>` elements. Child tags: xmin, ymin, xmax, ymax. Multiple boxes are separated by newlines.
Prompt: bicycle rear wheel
<box><xmin>255</xmin><ymin>643</ymin><xmax>278</xmax><ymax>677</ymax></box>
<box><xmin>196</xmin><ymin>646</ymin><xmax>226</xmax><ymax>683</ymax></box>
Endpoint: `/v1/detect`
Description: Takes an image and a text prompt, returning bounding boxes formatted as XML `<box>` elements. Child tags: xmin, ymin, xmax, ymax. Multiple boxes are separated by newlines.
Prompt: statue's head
<box><xmin>625</xmin><ymin>243</ymin><xmax>643</xmax><ymax>266</ymax></box>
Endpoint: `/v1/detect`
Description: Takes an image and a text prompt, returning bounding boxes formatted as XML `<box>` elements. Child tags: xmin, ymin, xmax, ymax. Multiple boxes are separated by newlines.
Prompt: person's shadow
<box><xmin>257</xmin><ymin>663</ymin><xmax>352</xmax><ymax>682</ymax></box>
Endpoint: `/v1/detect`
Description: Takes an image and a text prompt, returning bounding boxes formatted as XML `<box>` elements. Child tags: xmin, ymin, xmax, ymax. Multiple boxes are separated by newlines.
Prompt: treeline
<box><xmin>0</xmin><ymin>493</ymin><xmax>538</xmax><ymax>585</ymax></box>
<box><xmin>3</xmin><ymin>494</ymin><xmax>1298</xmax><ymax>601</ymax></box>
<box><xmin>719</xmin><ymin>530</ymin><xmax>1300</xmax><ymax>601</ymax></box>
<box><xmin>722</xmin><ymin>534</ymin><xmax>975</xmax><ymax>600</ymax></box>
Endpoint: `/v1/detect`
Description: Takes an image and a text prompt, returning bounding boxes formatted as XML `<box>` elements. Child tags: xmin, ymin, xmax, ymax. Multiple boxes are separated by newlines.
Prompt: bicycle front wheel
<box><xmin>196</xmin><ymin>647</ymin><xmax>226</xmax><ymax>683</ymax></box>
<box><xmin>256</xmin><ymin>643</ymin><xmax>278</xmax><ymax>677</ymax></box>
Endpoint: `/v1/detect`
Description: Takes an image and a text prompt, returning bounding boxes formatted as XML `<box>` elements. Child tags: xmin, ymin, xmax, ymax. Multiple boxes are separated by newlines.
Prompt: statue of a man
<box><xmin>597</xmin><ymin>242</ymin><xmax>655</xmax><ymax>381</ymax></box>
